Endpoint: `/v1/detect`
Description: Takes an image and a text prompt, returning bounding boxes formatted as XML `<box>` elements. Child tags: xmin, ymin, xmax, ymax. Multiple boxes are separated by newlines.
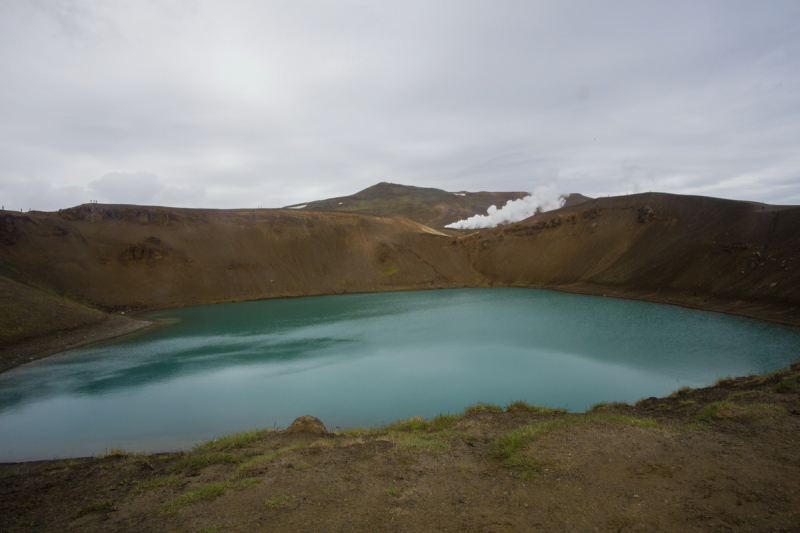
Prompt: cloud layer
<box><xmin>1</xmin><ymin>1</ymin><xmax>799</xmax><ymax>211</ymax></box>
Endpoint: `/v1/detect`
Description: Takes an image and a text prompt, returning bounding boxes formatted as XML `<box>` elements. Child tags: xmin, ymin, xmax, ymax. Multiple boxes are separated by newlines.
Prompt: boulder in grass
<box><xmin>285</xmin><ymin>415</ymin><xmax>328</xmax><ymax>435</ymax></box>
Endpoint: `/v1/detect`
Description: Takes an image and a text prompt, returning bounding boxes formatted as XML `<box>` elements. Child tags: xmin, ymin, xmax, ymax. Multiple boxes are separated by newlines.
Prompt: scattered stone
<box><xmin>637</xmin><ymin>206</ymin><xmax>655</xmax><ymax>223</ymax></box>
<box><xmin>285</xmin><ymin>415</ymin><xmax>328</xmax><ymax>435</ymax></box>
<box><xmin>545</xmin><ymin>216</ymin><xmax>563</xmax><ymax>229</ymax></box>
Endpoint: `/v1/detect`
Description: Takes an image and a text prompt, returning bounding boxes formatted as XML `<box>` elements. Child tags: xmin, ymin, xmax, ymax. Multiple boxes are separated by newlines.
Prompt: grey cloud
<box><xmin>0</xmin><ymin>178</ymin><xmax>86</xmax><ymax>213</ymax></box>
<box><xmin>0</xmin><ymin>1</ymin><xmax>799</xmax><ymax>212</ymax></box>
<box><xmin>89</xmin><ymin>172</ymin><xmax>206</xmax><ymax>207</ymax></box>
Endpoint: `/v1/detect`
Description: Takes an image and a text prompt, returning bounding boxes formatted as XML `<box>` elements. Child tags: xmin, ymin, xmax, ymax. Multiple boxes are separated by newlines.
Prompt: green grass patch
<box><xmin>169</xmin><ymin>452</ymin><xmax>241</xmax><ymax>474</ymax></box>
<box><xmin>381</xmin><ymin>268</ymin><xmax>398</xmax><ymax>276</ymax></box>
<box><xmin>98</xmin><ymin>447</ymin><xmax>130</xmax><ymax>458</ymax></box>
<box><xmin>124</xmin><ymin>452</ymin><xmax>156</xmax><ymax>463</ymax></box>
<box><xmin>386</xmin><ymin>415</ymin><xmax>431</xmax><ymax>433</ymax></box>
<box><xmin>331</xmin><ymin>415</ymin><xmax>476</xmax><ymax>448</ymax></box>
<box><xmin>264</xmin><ymin>493</ymin><xmax>291</xmax><ymax>510</ymax></box>
<box><xmin>386</xmin><ymin>413</ymin><xmax>461</xmax><ymax>433</ymax></box>
<box><xmin>725</xmin><ymin>390</ymin><xmax>763</xmax><ymax>401</ymax></box>
<box><xmin>430</xmin><ymin>413</ymin><xmax>461</xmax><ymax>430</ymax></box>
<box><xmin>384</xmin><ymin>414</ymin><xmax>461</xmax><ymax>437</ymax></box>
<box><xmin>193</xmin><ymin>428</ymin><xmax>272</xmax><ymax>453</ymax></box>
<box><xmin>236</xmin><ymin>444</ymin><xmax>305</xmax><ymax>476</ymax></box>
<box><xmin>388</xmin><ymin>431</ymin><xmax>450</xmax><ymax>453</ymax></box>
<box><xmin>775</xmin><ymin>380</ymin><xmax>797</xmax><ymax>393</ymax></box>
<box><xmin>464</xmin><ymin>402</ymin><xmax>503</xmax><ymax>414</ymax></box>
<box><xmin>696</xmin><ymin>401</ymin><xmax>727</xmax><ymax>422</ymax></box>
<box><xmin>751</xmin><ymin>368</ymin><xmax>796</xmax><ymax>384</ymax></box>
<box><xmin>161</xmin><ymin>479</ymin><xmax>259</xmax><ymax>514</ymax></box>
<box><xmin>339</xmin><ymin>426</ymin><xmax>383</xmax><ymax>438</ymax></box>
<box><xmin>669</xmin><ymin>386</ymin><xmax>693</xmax><ymax>397</ymax></box>
<box><xmin>505</xmin><ymin>400</ymin><xmax>567</xmax><ymax>414</ymax></box>
<box><xmin>589</xmin><ymin>401</ymin><xmax>632</xmax><ymax>411</ymax></box>
<box><xmin>385</xmin><ymin>486</ymin><xmax>403</xmax><ymax>497</ymax></box>
<box><xmin>134</xmin><ymin>475</ymin><xmax>187</xmax><ymax>493</ymax></box>
<box><xmin>433</xmin><ymin>429</ymin><xmax>477</xmax><ymax>442</ymax></box>
<box><xmin>492</xmin><ymin>413</ymin><xmax>662</xmax><ymax>475</ymax></box>
<box><xmin>308</xmin><ymin>438</ymin><xmax>337</xmax><ymax>449</ymax></box>
<box><xmin>501</xmin><ymin>455</ymin><xmax>548</xmax><ymax>479</ymax></box>
<box><xmin>73</xmin><ymin>500</ymin><xmax>114</xmax><ymax>518</ymax></box>
<box><xmin>0</xmin><ymin>468</ymin><xmax>22</xmax><ymax>479</ymax></box>
<box><xmin>697</xmin><ymin>401</ymin><xmax>786</xmax><ymax>423</ymax></box>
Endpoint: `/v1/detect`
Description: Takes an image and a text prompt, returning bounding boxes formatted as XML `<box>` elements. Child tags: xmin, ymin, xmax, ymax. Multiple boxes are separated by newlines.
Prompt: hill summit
<box><xmin>285</xmin><ymin>182</ymin><xmax>532</xmax><ymax>228</ymax></box>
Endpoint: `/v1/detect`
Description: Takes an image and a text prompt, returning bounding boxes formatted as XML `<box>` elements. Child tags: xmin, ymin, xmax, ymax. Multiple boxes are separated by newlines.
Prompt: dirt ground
<box><xmin>0</xmin><ymin>313</ymin><xmax>154</xmax><ymax>374</ymax></box>
<box><xmin>2</xmin><ymin>362</ymin><xmax>799</xmax><ymax>533</ymax></box>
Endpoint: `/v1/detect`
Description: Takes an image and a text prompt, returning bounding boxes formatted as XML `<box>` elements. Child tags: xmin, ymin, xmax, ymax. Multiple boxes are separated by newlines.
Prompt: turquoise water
<box><xmin>1</xmin><ymin>288</ymin><xmax>798</xmax><ymax>462</ymax></box>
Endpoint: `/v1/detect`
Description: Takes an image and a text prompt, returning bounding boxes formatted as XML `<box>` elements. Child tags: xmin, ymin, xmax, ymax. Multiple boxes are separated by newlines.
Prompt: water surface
<box><xmin>1</xmin><ymin>288</ymin><xmax>798</xmax><ymax>462</ymax></box>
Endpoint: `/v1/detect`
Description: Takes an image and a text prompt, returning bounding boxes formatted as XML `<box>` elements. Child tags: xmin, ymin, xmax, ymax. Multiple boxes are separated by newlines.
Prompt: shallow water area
<box><xmin>1</xmin><ymin>288</ymin><xmax>798</xmax><ymax>462</ymax></box>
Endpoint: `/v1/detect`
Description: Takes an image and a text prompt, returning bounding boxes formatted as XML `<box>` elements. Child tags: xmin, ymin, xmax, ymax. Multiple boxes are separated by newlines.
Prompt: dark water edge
<box><xmin>1</xmin><ymin>288</ymin><xmax>798</xmax><ymax>462</ymax></box>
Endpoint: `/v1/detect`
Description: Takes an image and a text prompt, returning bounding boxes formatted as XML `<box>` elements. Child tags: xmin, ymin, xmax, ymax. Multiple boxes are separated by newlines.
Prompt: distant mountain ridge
<box><xmin>286</xmin><ymin>182</ymin><xmax>590</xmax><ymax>228</ymax></box>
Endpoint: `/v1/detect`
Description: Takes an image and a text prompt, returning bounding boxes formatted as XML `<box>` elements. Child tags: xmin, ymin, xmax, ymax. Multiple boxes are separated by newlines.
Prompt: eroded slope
<box><xmin>0</xmin><ymin>206</ymin><xmax>474</xmax><ymax>313</ymax></box>
<box><xmin>464</xmin><ymin>193</ymin><xmax>800</xmax><ymax>324</ymax></box>
<box><xmin>287</xmin><ymin>182</ymin><xmax>531</xmax><ymax>227</ymax></box>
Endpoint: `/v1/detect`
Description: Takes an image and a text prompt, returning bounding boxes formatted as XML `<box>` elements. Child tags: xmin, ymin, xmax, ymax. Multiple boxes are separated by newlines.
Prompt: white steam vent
<box><xmin>446</xmin><ymin>184</ymin><xmax>565</xmax><ymax>230</ymax></box>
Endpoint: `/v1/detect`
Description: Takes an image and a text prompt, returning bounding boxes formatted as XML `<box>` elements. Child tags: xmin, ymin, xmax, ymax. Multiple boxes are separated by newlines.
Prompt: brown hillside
<box><xmin>0</xmin><ymin>273</ymin><xmax>152</xmax><ymax>371</ymax></box>
<box><xmin>465</xmin><ymin>192</ymin><xmax>800</xmax><ymax>324</ymax></box>
<box><xmin>0</xmin><ymin>206</ymin><xmax>473</xmax><ymax>316</ymax></box>
<box><xmin>561</xmin><ymin>192</ymin><xmax>592</xmax><ymax>208</ymax></box>
<box><xmin>0</xmin><ymin>274</ymin><xmax>107</xmax><ymax>346</ymax></box>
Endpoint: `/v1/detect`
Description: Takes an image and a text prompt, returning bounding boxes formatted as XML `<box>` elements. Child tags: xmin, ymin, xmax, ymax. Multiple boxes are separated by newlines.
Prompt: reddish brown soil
<box><xmin>2</xmin><ymin>363</ymin><xmax>799</xmax><ymax>532</ymax></box>
<box><xmin>0</xmin><ymin>206</ymin><xmax>472</xmax><ymax>314</ymax></box>
<box><xmin>0</xmin><ymin>312</ymin><xmax>154</xmax><ymax>374</ymax></box>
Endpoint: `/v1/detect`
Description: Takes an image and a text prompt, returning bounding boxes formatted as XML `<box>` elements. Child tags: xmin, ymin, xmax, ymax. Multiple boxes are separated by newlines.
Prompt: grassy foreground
<box><xmin>1</xmin><ymin>362</ymin><xmax>799</xmax><ymax>532</ymax></box>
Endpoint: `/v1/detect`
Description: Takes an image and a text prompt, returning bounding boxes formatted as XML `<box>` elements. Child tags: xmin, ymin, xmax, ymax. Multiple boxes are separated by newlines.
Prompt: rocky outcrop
<box><xmin>120</xmin><ymin>237</ymin><xmax>166</xmax><ymax>263</ymax></box>
<box><xmin>0</xmin><ymin>214</ymin><xmax>20</xmax><ymax>245</ymax></box>
<box><xmin>637</xmin><ymin>205</ymin><xmax>655</xmax><ymax>223</ymax></box>
<box><xmin>285</xmin><ymin>415</ymin><xmax>328</xmax><ymax>435</ymax></box>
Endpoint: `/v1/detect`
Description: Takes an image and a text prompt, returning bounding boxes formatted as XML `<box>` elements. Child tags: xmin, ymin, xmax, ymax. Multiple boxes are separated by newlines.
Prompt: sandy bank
<box><xmin>0</xmin><ymin>314</ymin><xmax>156</xmax><ymax>374</ymax></box>
<box><xmin>535</xmin><ymin>282</ymin><xmax>800</xmax><ymax>328</ymax></box>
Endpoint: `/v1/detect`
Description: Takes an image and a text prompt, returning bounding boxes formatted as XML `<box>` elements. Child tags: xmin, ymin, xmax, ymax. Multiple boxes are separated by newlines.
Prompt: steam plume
<box><xmin>446</xmin><ymin>184</ymin><xmax>565</xmax><ymax>230</ymax></box>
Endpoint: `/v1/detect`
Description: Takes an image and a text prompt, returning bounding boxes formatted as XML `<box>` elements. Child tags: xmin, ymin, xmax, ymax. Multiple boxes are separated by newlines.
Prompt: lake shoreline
<box><xmin>537</xmin><ymin>282</ymin><xmax>800</xmax><ymax>328</ymax></box>
<box><xmin>1</xmin><ymin>283</ymin><xmax>798</xmax><ymax>376</ymax></box>
<box><xmin>0</xmin><ymin>314</ymin><xmax>157</xmax><ymax>374</ymax></box>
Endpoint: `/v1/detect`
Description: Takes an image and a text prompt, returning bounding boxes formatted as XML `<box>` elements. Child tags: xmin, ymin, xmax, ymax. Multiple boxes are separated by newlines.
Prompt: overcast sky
<box><xmin>1</xmin><ymin>1</ymin><xmax>798</xmax><ymax>212</ymax></box>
